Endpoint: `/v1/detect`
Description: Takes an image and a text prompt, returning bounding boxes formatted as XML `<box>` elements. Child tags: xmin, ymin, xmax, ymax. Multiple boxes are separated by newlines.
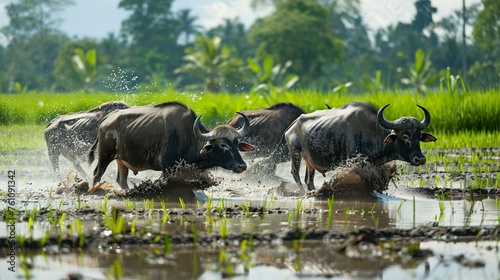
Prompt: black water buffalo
<box><xmin>44</xmin><ymin>101</ymin><xmax>130</xmax><ymax>178</ymax></box>
<box><xmin>282</xmin><ymin>101</ymin><xmax>437</xmax><ymax>192</ymax></box>
<box><xmin>88</xmin><ymin>101</ymin><xmax>255</xmax><ymax>189</ymax></box>
<box><xmin>226</xmin><ymin>102</ymin><xmax>305</xmax><ymax>159</ymax></box>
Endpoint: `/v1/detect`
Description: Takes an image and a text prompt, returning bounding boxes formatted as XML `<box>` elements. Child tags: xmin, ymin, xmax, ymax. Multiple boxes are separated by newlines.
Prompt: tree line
<box><xmin>0</xmin><ymin>0</ymin><xmax>498</xmax><ymax>94</ymax></box>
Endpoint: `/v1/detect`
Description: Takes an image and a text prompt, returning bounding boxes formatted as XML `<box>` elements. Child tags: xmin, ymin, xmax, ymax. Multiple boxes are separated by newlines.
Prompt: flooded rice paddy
<box><xmin>0</xmin><ymin>147</ymin><xmax>499</xmax><ymax>279</ymax></box>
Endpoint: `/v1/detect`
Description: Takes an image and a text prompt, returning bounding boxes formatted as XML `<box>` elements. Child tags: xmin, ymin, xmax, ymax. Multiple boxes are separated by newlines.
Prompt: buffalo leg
<box><xmin>116</xmin><ymin>160</ymin><xmax>129</xmax><ymax>189</ymax></box>
<box><xmin>304</xmin><ymin>169</ymin><xmax>316</xmax><ymax>191</ymax></box>
<box><xmin>92</xmin><ymin>156</ymin><xmax>113</xmax><ymax>187</ymax></box>
<box><xmin>289</xmin><ymin>149</ymin><xmax>303</xmax><ymax>189</ymax></box>
<box><xmin>303</xmin><ymin>158</ymin><xmax>316</xmax><ymax>191</ymax></box>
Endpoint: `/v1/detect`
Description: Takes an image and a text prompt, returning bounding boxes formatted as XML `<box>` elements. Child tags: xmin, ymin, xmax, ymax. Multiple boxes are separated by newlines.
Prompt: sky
<box><xmin>0</xmin><ymin>0</ymin><xmax>481</xmax><ymax>44</ymax></box>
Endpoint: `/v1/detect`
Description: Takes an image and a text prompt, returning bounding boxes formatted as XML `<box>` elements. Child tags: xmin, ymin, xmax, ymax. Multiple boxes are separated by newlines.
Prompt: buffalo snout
<box><xmin>233</xmin><ymin>163</ymin><xmax>248</xmax><ymax>173</ymax></box>
<box><xmin>409</xmin><ymin>150</ymin><xmax>426</xmax><ymax>165</ymax></box>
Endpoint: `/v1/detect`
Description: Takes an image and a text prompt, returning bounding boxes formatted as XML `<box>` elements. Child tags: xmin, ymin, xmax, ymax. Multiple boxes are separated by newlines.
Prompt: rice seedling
<box><xmin>160</xmin><ymin>200</ymin><xmax>169</xmax><ymax>224</ymax></box>
<box><xmin>326</xmin><ymin>195</ymin><xmax>334</xmax><ymax>229</ymax></box>
<box><xmin>40</xmin><ymin>230</ymin><xmax>50</xmax><ymax>248</ymax></box>
<box><xmin>287</xmin><ymin>211</ymin><xmax>294</xmax><ymax>224</ymax></box>
<box><xmin>397</xmin><ymin>199</ymin><xmax>406</xmax><ymax>213</ymax></box>
<box><xmin>105</xmin><ymin>207</ymin><xmax>125</xmax><ymax>236</ymax></box>
<box><xmin>179</xmin><ymin>197</ymin><xmax>186</xmax><ymax>210</ymax></box>
<box><xmin>216</xmin><ymin>198</ymin><xmax>226</xmax><ymax>215</ymax></box>
<box><xmin>124</xmin><ymin>198</ymin><xmax>137</xmax><ymax>210</ymax></box>
<box><xmin>99</xmin><ymin>195</ymin><xmax>110</xmax><ymax>213</ymax></box>
<box><xmin>370</xmin><ymin>203</ymin><xmax>377</xmax><ymax>214</ymax></box>
<box><xmin>205</xmin><ymin>195</ymin><xmax>214</xmax><ymax>213</ymax></box>
<box><xmin>241</xmin><ymin>199</ymin><xmax>251</xmax><ymax>217</ymax></box>
<box><xmin>131</xmin><ymin>219</ymin><xmax>137</xmax><ymax>235</ymax></box>
<box><xmin>219</xmin><ymin>217</ymin><xmax>228</xmax><ymax>239</ymax></box>
<box><xmin>76</xmin><ymin>219</ymin><xmax>84</xmax><ymax>247</ymax></box>
<box><xmin>206</xmin><ymin>215</ymin><xmax>215</xmax><ymax>233</ymax></box>
<box><xmin>496</xmin><ymin>199</ymin><xmax>500</xmax><ymax>225</ymax></box>
<box><xmin>57</xmin><ymin>199</ymin><xmax>63</xmax><ymax>212</ymax></box>
<box><xmin>76</xmin><ymin>194</ymin><xmax>82</xmax><ymax>211</ymax></box>
<box><xmin>296</xmin><ymin>199</ymin><xmax>303</xmax><ymax>219</ymax></box>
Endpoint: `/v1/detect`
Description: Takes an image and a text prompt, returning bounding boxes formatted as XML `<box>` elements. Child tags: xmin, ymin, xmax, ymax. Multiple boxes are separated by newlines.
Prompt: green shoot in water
<box><xmin>179</xmin><ymin>197</ymin><xmax>186</xmax><ymax>210</ymax></box>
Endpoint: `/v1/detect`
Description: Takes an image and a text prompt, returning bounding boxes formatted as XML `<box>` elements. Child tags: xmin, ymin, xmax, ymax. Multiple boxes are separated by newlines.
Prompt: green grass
<box><xmin>1</xmin><ymin>89</ymin><xmax>499</xmax><ymax>153</ymax></box>
<box><xmin>1</xmin><ymin>124</ymin><xmax>498</xmax><ymax>153</ymax></box>
<box><xmin>1</xmin><ymin>89</ymin><xmax>500</xmax><ymax>132</ymax></box>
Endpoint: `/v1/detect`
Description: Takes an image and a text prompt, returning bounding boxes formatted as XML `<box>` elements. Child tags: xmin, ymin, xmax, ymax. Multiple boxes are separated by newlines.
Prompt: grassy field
<box><xmin>1</xmin><ymin>89</ymin><xmax>499</xmax><ymax>132</ymax></box>
<box><xmin>1</xmin><ymin>89</ymin><xmax>500</xmax><ymax>152</ymax></box>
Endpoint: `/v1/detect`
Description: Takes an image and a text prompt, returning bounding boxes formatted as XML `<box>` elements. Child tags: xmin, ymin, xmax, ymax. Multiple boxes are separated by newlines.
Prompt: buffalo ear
<box><xmin>200</xmin><ymin>143</ymin><xmax>213</xmax><ymax>154</ymax></box>
<box><xmin>421</xmin><ymin>132</ymin><xmax>437</xmax><ymax>142</ymax></box>
<box><xmin>238</xmin><ymin>142</ymin><xmax>255</xmax><ymax>152</ymax></box>
<box><xmin>384</xmin><ymin>133</ymin><xmax>397</xmax><ymax>143</ymax></box>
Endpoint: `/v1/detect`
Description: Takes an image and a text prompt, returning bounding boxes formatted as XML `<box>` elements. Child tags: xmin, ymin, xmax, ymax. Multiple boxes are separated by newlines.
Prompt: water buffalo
<box><xmin>281</xmin><ymin>101</ymin><xmax>437</xmax><ymax>192</ymax></box>
<box><xmin>226</xmin><ymin>102</ymin><xmax>305</xmax><ymax>159</ymax></box>
<box><xmin>88</xmin><ymin>101</ymin><xmax>255</xmax><ymax>189</ymax></box>
<box><xmin>44</xmin><ymin>101</ymin><xmax>130</xmax><ymax>178</ymax></box>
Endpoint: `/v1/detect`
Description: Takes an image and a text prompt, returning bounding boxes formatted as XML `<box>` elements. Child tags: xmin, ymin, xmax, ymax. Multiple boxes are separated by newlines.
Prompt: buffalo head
<box><xmin>377</xmin><ymin>104</ymin><xmax>437</xmax><ymax>165</ymax></box>
<box><xmin>193</xmin><ymin>112</ymin><xmax>255</xmax><ymax>173</ymax></box>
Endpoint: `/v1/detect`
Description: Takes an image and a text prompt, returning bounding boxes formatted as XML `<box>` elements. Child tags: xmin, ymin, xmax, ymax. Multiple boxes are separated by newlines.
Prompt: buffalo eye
<box><xmin>219</xmin><ymin>142</ymin><xmax>230</xmax><ymax>150</ymax></box>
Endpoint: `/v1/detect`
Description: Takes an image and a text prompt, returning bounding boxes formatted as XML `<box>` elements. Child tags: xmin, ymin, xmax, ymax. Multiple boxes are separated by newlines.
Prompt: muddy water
<box><xmin>0</xmin><ymin>148</ymin><xmax>499</xmax><ymax>279</ymax></box>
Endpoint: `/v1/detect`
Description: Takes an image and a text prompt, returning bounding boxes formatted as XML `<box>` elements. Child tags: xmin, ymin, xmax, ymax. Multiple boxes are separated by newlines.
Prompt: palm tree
<box><xmin>176</xmin><ymin>9</ymin><xmax>202</xmax><ymax>45</ymax></box>
<box><xmin>175</xmin><ymin>35</ymin><xmax>243</xmax><ymax>92</ymax></box>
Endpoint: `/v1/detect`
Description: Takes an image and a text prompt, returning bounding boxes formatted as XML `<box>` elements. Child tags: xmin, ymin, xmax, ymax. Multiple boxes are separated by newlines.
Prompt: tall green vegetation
<box><xmin>175</xmin><ymin>35</ymin><xmax>244</xmax><ymax>93</ymax></box>
<box><xmin>249</xmin><ymin>0</ymin><xmax>342</xmax><ymax>82</ymax></box>
<box><xmin>1</xmin><ymin>90</ymin><xmax>499</xmax><ymax>134</ymax></box>
<box><xmin>0</xmin><ymin>0</ymin><xmax>75</xmax><ymax>91</ymax></box>
<box><xmin>0</xmin><ymin>0</ymin><xmax>498</xmax><ymax>92</ymax></box>
<box><xmin>470</xmin><ymin>0</ymin><xmax>500</xmax><ymax>86</ymax></box>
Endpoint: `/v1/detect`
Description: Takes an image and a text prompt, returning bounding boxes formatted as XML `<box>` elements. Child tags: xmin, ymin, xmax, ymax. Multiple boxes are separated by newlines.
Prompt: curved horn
<box><xmin>377</xmin><ymin>104</ymin><xmax>398</xmax><ymax>129</ymax></box>
<box><xmin>235</xmin><ymin>112</ymin><xmax>250</xmax><ymax>137</ymax></box>
<box><xmin>417</xmin><ymin>105</ymin><xmax>431</xmax><ymax>129</ymax></box>
<box><xmin>193</xmin><ymin>115</ymin><xmax>216</xmax><ymax>141</ymax></box>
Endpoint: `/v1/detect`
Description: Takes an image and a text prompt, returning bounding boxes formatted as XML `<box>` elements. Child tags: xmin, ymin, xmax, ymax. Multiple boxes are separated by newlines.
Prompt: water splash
<box><xmin>103</xmin><ymin>67</ymin><xmax>139</xmax><ymax>93</ymax></box>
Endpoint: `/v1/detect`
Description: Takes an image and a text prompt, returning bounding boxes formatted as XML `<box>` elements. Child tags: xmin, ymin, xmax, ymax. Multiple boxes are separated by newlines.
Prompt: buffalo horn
<box><xmin>235</xmin><ymin>112</ymin><xmax>250</xmax><ymax>137</ymax></box>
<box><xmin>193</xmin><ymin>115</ymin><xmax>216</xmax><ymax>142</ymax></box>
<box><xmin>417</xmin><ymin>105</ymin><xmax>431</xmax><ymax>129</ymax></box>
<box><xmin>377</xmin><ymin>104</ymin><xmax>398</xmax><ymax>129</ymax></box>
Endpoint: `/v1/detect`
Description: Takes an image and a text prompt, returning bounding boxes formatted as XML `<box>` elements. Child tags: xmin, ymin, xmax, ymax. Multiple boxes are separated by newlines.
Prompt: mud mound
<box><xmin>68</xmin><ymin>163</ymin><xmax>220</xmax><ymax>201</ymax></box>
<box><xmin>308</xmin><ymin>161</ymin><xmax>397</xmax><ymax>199</ymax></box>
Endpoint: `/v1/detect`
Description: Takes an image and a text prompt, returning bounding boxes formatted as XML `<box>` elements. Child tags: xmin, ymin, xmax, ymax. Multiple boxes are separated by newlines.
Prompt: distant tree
<box><xmin>248</xmin><ymin>0</ymin><xmax>342</xmax><ymax>82</ymax></box>
<box><xmin>118</xmin><ymin>0</ymin><xmax>182</xmax><ymax>78</ymax></box>
<box><xmin>53</xmin><ymin>39</ymin><xmax>101</xmax><ymax>91</ymax></box>
<box><xmin>412</xmin><ymin>0</ymin><xmax>437</xmax><ymax>32</ymax></box>
<box><xmin>400</xmin><ymin>49</ymin><xmax>439</xmax><ymax>93</ymax></box>
<box><xmin>207</xmin><ymin>18</ymin><xmax>251</xmax><ymax>57</ymax></box>
<box><xmin>0</xmin><ymin>0</ymin><xmax>74</xmax><ymax>91</ymax></box>
<box><xmin>247</xmin><ymin>54</ymin><xmax>299</xmax><ymax>94</ymax></box>
<box><xmin>0</xmin><ymin>0</ymin><xmax>74</xmax><ymax>41</ymax></box>
<box><xmin>433</xmin><ymin>3</ymin><xmax>480</xmax><ymax>77</ymax></box>
<box><xmin>471</xmin><ymin>0</ymin><xmax>500</xmax><ymax>86</ymax></box>
<box><xmin>174</xmin><ymin>35</ymin><xmax>244</xmax><ymax>93</ymax></box>
<box><xmin>176</xmin><ymin>9</ymin><xmax>202</xmax><ymax>45</ymax></box>
<box><xmin>319</xmin><ymin>0</ymin><xmax>379</xmax><ymax>91</ymax></box>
